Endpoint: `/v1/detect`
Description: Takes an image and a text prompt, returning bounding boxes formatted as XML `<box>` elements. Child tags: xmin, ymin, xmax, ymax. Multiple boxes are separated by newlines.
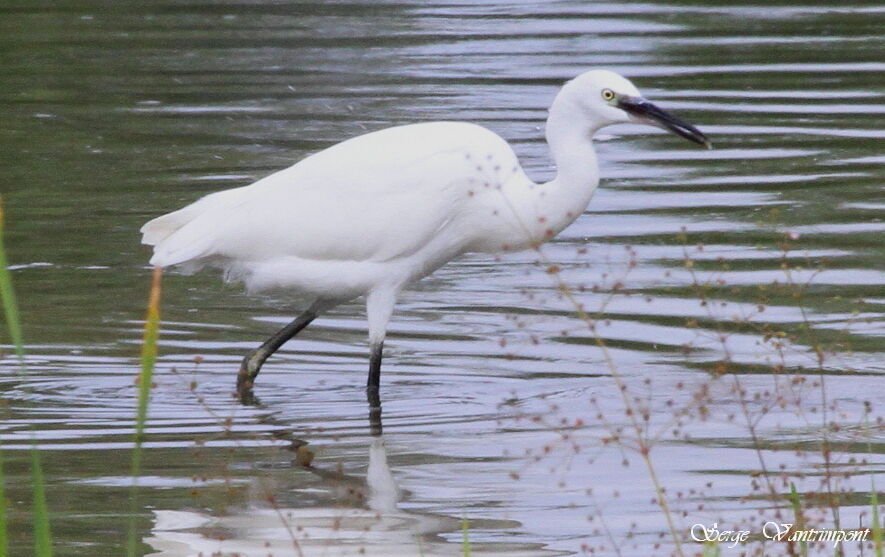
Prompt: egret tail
<box><xmin>140</xmin><ymin>185</ymin><xmax>250</xmax><ymax>267</ymax></box>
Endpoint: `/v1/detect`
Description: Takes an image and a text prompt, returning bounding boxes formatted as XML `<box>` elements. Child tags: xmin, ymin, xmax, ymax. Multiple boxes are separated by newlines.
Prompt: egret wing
<box><xmin>146</xmin><ymin>122</ymin><xmax>517</xmax><ymax>267</ymax></box>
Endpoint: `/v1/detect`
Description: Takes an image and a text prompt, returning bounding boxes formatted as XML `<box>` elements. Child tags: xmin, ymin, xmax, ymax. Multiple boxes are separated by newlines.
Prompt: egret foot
<box><xmin>236</xmin><ymin>350</ymin><xmax>260</xmax><ymax>400</ymax></box>
<box><xmin>233</xmin><ymin>307</ymin><xmax>320</xmax><ymax>399</ymax></box>
<box><xmin>236</xmin><ymin>386</ymin><xmax>260</xmax><ymax>406</ymax></box>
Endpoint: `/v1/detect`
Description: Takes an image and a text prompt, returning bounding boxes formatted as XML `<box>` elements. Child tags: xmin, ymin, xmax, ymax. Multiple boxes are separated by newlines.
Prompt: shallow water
<box><xmin>0</xmin><ymin>1</ymin><xmax>882</xmax><ymax>555</ymax></box>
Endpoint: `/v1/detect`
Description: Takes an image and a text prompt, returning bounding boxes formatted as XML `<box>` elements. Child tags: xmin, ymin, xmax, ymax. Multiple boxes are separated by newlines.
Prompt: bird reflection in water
<box><xmin>145</xmin><ymin>401</ymin><xmax>549</xmax><ymax>556</ymax></box>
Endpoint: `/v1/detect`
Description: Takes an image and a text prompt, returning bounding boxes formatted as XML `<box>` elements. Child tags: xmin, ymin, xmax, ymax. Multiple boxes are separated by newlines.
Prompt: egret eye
<box><xmin>602</xmin><ymin>89</ymin><xmax>615</xmax><ymax>101</ymax></box>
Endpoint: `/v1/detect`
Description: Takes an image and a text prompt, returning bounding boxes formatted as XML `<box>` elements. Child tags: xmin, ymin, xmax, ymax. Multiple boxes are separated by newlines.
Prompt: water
<box><xmin>1</xmin><ymin>1</ymin><xmax>882</xmax><ymax>555</ymax></box>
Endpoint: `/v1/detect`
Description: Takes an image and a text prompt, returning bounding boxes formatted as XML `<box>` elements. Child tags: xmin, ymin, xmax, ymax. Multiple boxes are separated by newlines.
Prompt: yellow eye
<box><xmin>602</xmin><ymin>89</ymin><xmax>615</xmax><ymax>101</ymax></box>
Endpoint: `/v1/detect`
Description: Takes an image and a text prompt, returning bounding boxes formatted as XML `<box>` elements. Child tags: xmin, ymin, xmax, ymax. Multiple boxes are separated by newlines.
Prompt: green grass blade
<box><xmin>0</xmin><ymin>196</ymin><xmax>24</xmax><ymax>363</ymax></box>
<box><xmin>0</xmin><ymin>448</ymin><xmax>7</xmax><ymax>557</ymax></box>
<box><xmin>461</xmin><ymin>517</ymin><xmax>471</xmax><ymax>557</ymax></box>
<box><xmin>871</xmin><ymin>466</ymin><xmax>882</xmax><ymax>557</ymax></box>
<box><xmin>788</xmin><ymin>482</ymin><xmax>808</xmax><ymax>557</ymax></box>
<box><xmin>702</xmin><ymin>541</ymin><xmax>720</xmax><ymax>557</ymax></box>
<box><xmin>31</xmin><ymin>448</ymin><xmax>52</xmax><ymax>557</ymax></box>
<box><xmin>127</xmin><ymin>267</ymin><xmax>163</xmax><ymax>557</ymax></box>
<box><xmin>863</xmin><ymin>409</ymin><xmax>883</xmax><ymax>557</ymax></box>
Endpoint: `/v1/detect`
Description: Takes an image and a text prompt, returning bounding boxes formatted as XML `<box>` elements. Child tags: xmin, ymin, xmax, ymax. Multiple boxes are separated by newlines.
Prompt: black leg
<box><xmin>367</xmin><ymin>342</ymin><xmax>383</xmax><ymax>391</ymax></box>
<box><xmin>368</xmin><ymin>399</ymin><xmax>383</xmax><ymax>436</ymax></box>
<box><xmin>366</xmin><ymin>341</ymin><xmax>383</xmax><ymax>402</ymax></box>
<box><xmin>366</xmin><ymin>341</ymin><xmax>383</xmax><ymax>434</ymax></box>
<box><xmin>237</xmin><ymin>308</ymin><xmax>318</xmax><ymax>397</ymax></box>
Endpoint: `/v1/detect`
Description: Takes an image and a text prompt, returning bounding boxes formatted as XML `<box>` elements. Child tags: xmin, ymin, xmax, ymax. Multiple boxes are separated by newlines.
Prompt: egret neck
<box><xmin>532</xmin><ymin>87</ymin><xmax>601</xmax><ymax>246</ymax></box>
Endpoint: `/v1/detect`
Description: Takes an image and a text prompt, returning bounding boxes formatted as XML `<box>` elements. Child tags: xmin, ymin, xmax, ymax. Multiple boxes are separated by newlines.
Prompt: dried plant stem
<box><xmin>127</xmin><ymin>266</ymin><xmax>163</xmax><ymax>557</ymax></box>
<box><xmin>541</xmin><ymin>250</ymin><xmax>686</xmax><ymax>557</ymax></box>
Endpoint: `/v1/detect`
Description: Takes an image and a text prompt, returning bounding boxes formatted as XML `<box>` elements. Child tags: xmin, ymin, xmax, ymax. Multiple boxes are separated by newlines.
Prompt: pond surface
<box><xmin>0</xmin><ymin>1</ymin><xmax>882</xmax><ymax>555</ymax></box>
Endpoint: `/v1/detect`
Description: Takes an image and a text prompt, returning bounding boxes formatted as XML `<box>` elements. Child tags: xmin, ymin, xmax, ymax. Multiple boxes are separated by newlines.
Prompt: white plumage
<box><xmin>146</xmin><ymin>122</ymin><xmax>531</xmax><ymax>297</ymax></box>
<box><xmin>141</xmin><ymin>70</ymin><xmax>709</xmax><ymax>400</ymax></box>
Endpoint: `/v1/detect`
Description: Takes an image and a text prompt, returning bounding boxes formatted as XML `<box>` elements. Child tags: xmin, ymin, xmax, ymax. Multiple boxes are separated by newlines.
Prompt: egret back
<box><xmin>141</xmin><ymin>122</ymin><xmax>527</xmax><ymax>274</ymax></box>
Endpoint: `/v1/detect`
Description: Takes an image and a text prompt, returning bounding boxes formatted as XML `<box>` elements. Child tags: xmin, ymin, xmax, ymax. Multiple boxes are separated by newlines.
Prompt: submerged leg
<box><xmin>365</xmin><ymin>289</ymin><xmax>396</xmax><ymax>408</ymax></box>
<box><xmin>237</xmin><ymin>300</ymin><xmax>328</xmax><ymax>396</ymax></box>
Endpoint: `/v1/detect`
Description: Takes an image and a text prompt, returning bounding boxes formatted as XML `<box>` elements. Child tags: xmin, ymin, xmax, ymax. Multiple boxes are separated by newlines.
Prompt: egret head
<box><xmin>558</xmin><ymin>70</ymin><xmax>711</xmax><ymax>148</ymax></box>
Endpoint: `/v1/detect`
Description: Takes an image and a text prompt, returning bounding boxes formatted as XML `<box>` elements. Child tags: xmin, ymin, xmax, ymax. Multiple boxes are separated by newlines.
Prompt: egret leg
<box><xmin>365</xmin><ymin>289</ymin><xmax>396</xmax><ymax>408</ymax></box>
<box><xmin>367</xmin><ymin>341</ymin><xmax>383</xmax><ymax>396</ymax></box>
<box><xmin>367</xmin><ymin>342</ymin><xmax>383</xmax><ymax>435</ymax></box>
<box><xmin>237</xmin><ymin>301</ymin><xmax>327</xmax><ymax>396</ymax></box>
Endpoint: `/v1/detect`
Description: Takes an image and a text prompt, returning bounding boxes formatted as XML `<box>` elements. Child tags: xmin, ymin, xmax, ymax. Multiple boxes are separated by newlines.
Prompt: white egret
<box><xmin>141</xmin><ymin>70</ymin><xmax>710</xmax><ymax>403</ymax></box>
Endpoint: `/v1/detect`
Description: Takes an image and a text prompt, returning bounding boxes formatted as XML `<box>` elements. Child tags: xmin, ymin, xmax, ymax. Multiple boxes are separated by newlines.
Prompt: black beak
<box><xmin>617</xmin><ymin>96</ymin><xmax>711</xmax><ymax>149</ymax></box>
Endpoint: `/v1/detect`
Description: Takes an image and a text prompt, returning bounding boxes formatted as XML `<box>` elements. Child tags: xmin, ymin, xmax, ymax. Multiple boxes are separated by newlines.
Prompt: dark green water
<box><xmin>0</xmin><ymin>1</ymin><xmax>882</xmax><ymax>555</ymax></box>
